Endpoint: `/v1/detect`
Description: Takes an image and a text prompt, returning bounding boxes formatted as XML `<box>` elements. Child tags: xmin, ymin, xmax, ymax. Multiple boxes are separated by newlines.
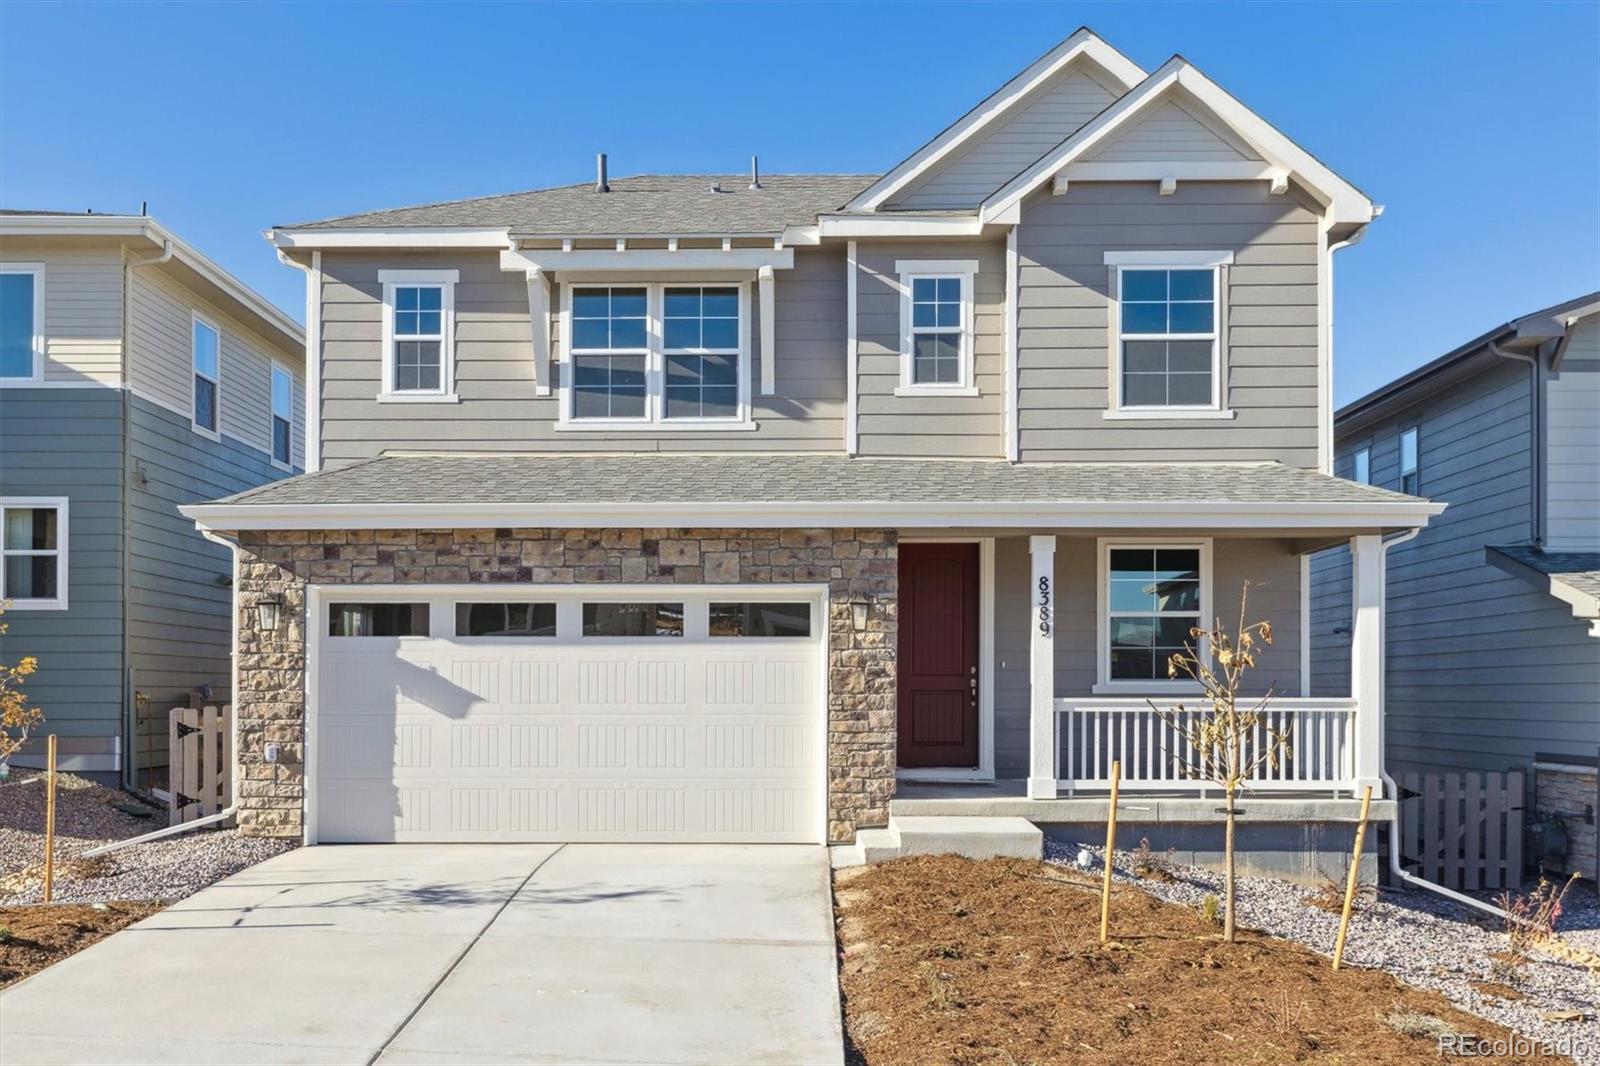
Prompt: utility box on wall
<box><xmin>1534</xmin><ymin>758</ymin><xmax>1598</xmax><ymax>882</ymax></box>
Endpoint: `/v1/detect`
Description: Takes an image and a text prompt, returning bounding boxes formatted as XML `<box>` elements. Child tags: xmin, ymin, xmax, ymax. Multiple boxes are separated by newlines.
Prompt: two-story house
<box><xmin>0</xmin><ymin>210</ymin><xmax>305</xmax><ymax>790</ymax></box>
<box><xmin>183</xmin><ymin>31</ymin><xmax>1441</xmax><ymax>871</ymax></box>
<box><xmin>1312</xmin><ymin>292</ymin><xmax>1600</xmax><ymax>881</ymax></box>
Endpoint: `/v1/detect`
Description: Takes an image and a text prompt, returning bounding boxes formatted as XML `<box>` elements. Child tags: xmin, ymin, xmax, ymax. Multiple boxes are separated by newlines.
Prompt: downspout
<box><xmin>275</xmin><ymin>248</ymin><xmax>320</xmax><ymax>472</ymax></box>
<box><xmin>1320</xmin><ymin>225</ymin><xmax>1368</xmax><ymax>475</ymax></box>
<box><xmin>119</xmin><ymin>237</ymin><xmax>174</xmax><ymax>791</ymax></box>
<box><xmin>1376</xmin><ymin>527</ymin><xmax>1505</xmax><ymax>918</ymax></box>
<box><xmin>1488</xmin><ymin>340</ymin><xmax>1542</xmax><ymax>546</ymax></box>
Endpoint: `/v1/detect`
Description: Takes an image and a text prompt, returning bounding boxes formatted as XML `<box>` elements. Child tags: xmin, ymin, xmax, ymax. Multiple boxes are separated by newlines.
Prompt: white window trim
<box><xmin>191</xmin><ymin>311</ymin><xmax>222</xmax><ymax>441</ymax></box>
<box><xmin>1104</xmin><ymin>251</ymin><xmax>1233</xmax><ymax>419</ymax></box>
<box><xmin>270</xmin><ymin>360</ymin><xmax>295</xmax><ymax>471</ymax></box>
<box><xmin>0</xmin><ymin>263</ymin><xmax>45</xmax><ymax>385</ymax></box>
<box><xmin>1352</xmin><ymin>444</ymin><xmax>1372</xmax><ymax>486</ymax></box>
<box><xmin>0</xmin><ymin>497</ymin><xmax>68</xmax><ymax>611</ymax></box>
<box><xmin>556</xmin><ymin>280</ymin><xmax>753</xmax><ymax>430</ymax></box>
<box><xmin>894</xmin><ymin>259</ymin><xmax>980</xmax><ymax>396</ymax></box>
<box><xmin>379</xmin><ymin>269</ymin><xmax>459</xmax><ymax>403</ymax></box>
<box><xmin>1093</xmin><ymin>536</ymin><xmax>1211</xmax><ymax>695</ymax></box>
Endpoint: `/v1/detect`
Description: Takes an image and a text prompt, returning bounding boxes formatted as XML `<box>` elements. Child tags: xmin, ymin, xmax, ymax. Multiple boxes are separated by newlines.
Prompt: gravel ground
<box><xmin>1046</xmin><ymin>839</ymin><xmax>1600</xmax><ymax>1064</ymax></box>
<box><xmin>0</xmin><ymin>771</ymin><xmax>295</xmax><ymax>906</ymax></box>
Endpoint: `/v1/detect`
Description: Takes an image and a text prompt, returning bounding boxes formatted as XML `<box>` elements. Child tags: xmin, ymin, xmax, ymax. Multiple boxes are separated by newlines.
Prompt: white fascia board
<box><xmin>183</xmin><ymin>498</ymin><xmax>1445</xmax><ymax>533</ymax></box>
<box><xmin>981</xmin><ymin>59</ymin><xmax>1375</xmax><ymax>226</ymax></box>
<box><xmin>500</xmin><ymin>248</ymin><xmax>794</xmax><ymax>273</ymax></box>
<box><xmin>816</xmin><ymin>215</ymin><xmax>986</xmax><ymax>238</ymax></box>
<box><xmin>780</xmin><ymin>225</ymin><xmax>822</xmax><ymax>246</ymax></box>
<box><xmin>268</xmin><ymin>227</ymin><xmax>514</xmax><ymax>249</ymax></box>
<box><xmin>844</xmin><ymin>30</ymin><xmax>1146</xmax><ymax>212</ymax></box>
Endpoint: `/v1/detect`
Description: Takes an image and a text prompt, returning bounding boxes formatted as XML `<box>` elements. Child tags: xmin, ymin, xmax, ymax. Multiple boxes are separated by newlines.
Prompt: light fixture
<box><xmin>255</xmin><ymin>594</ymin><xmax>284</xmax><ymax>632</ymax></box>
<box><xmin>851</xmin><ymin>602</ymin><xmax>869</xmax><ymax>632</ymax></box>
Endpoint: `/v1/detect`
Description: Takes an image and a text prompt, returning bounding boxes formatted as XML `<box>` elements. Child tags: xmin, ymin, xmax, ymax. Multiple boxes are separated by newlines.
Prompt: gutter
<box><xmin>1488</xmin><ymin>340</ymin><xmax>1543</xmax><ymax>546</ymax></box>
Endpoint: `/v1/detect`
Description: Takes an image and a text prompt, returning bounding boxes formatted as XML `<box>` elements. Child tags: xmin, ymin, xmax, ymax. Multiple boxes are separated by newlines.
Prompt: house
<box><xmin>181</xmin><ymin>30</ymin><xmax>1443</xmax><ymax>877</ymax></box>
<box><xmin>1311</xmin><ymin>293</ymin><xmax>1600</xmax><ymax>881</ymax></box>
<box><xmin>0</xmin><ymin>211</ymin><xmax>306</xmax><ymax>790</ymax></box>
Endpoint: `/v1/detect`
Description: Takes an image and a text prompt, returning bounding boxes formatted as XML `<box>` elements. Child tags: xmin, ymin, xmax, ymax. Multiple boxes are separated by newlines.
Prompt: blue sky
<box><xmin>2</xmin><ymin>1</ymin><xmax>1596</xmax><ymax>405</ymax></box>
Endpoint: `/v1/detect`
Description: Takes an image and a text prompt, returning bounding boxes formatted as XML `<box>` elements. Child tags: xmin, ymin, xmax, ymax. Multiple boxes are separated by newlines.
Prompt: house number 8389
<box><xmin>1036</xmin><ymin>575</ymin><xmax>1052</xmax><ymax>636</ymax></box>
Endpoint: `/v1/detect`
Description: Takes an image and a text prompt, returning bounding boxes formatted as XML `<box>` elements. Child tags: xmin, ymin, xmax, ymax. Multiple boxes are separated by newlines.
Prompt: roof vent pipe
<box><xmin>750</xmin><ymin>156</ymin><xmax>762</xmax><ymax>190</ymax></box>
<box><xmin>595</xmin><ymin>153</ymin><xmax>609</xmax><ymax>193</ymax></box>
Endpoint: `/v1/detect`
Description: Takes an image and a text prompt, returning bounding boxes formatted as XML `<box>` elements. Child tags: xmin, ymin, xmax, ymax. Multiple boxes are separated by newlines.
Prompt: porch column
<box><xmin>1027</xmin><ymin>535</ymin><xmax>1057</xmax><ymax>799</ymax></box>
<box><xmin>1349</xmin><ymin>534</ymin><xmax>1384</xmax><ymax>789</ymax></box>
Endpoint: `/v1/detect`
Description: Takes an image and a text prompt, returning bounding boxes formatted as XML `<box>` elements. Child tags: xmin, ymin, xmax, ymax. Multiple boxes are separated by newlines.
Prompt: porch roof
<box><xmin>183</xmin><ymin>454</ymin><xmax>1444</xmax><ymax>533</ymax></box>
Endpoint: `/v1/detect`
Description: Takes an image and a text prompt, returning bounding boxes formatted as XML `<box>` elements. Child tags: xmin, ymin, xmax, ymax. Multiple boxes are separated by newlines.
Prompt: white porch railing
<box><xmin>1050</xmin><ymin>697</ymin><xmax>1361</xmax><ymax>794</ymax></box>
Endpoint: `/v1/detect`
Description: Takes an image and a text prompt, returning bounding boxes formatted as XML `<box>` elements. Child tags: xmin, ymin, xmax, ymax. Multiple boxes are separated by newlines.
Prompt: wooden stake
<box><xmin>43</xmin><ymin>734</ymin><xmax>57</xmax><ymax>904</ymax></box>
<box><xmin>1332</xmin><ymin>784</ymin><xmax>1374</xmax><ymax>970</ymax></box>
<box><xmin>1100</xmin><ymin>759</ymin><xmax>1121</xmax><ymax>944</ymax></box>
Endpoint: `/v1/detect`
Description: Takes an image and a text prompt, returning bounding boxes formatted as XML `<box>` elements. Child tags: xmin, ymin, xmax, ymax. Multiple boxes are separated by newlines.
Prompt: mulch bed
<box><xmin>0</xmin><ymin>901</ymin><xmax>163</xmax><ymax>989</ymax></box>
<box><xmin>835</xmin><ymin>855</ymin><xmax>1571</xmax><ymax>1065</ymax></box>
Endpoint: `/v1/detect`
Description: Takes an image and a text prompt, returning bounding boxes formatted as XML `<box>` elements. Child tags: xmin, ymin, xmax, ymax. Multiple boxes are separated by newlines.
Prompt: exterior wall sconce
<box><xmin>255</xmin><ymin>595</ymin><xmax>284</xmax><ymax>633</ymax></box>
<box><xmin>851</xmin><ymin>602</ymin><xmax>869</xmax><ymax>632</ymax></box>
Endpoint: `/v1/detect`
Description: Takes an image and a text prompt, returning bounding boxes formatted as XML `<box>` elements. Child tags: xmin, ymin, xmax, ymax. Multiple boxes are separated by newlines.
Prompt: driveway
<box><xmin>0</xmin><ymin>844</ymin><xmax>843</xmax><ymax>1065</ymax></box>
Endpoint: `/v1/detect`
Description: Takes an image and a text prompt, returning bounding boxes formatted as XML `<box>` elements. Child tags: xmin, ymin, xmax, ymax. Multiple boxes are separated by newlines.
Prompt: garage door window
<box><xmin>582</xmin><ymin>602</ymin><xmax>684</xmax><ymax>637</ymax></box>
<box><xmin>329</xmin><ymin>602</ymin><xmax>430</xmax><ymax>637</ymax></box>
<box><xmin>709</xmin><ymin>602</ymin><xmax>812</xmax><ymax>638</ymax></box>
<box><xmin>456</xmin><ymin>602</ymin><xmax>557</xmax><ymax>637</ymax></box>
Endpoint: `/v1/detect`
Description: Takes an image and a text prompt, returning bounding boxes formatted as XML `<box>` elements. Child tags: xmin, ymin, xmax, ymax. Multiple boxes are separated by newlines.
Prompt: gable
<box><xmin>888</xmin><ymin>67</ymin><xmax>1123</xmax><ymax>210</ymax></box>
<box><xmin>1079</xmin><ymin>97</ymin><xmax>1260</xmax><ymax>163</ymax></box>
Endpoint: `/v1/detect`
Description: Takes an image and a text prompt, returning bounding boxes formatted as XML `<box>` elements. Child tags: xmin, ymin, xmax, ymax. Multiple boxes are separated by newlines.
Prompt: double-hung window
<box><xmin>564</xmin><ymin>282</ymin><xmax>748</xmax><ymax>425</ymax></box>
<box><xmin>271</xmin><ymin>362</ymin><xmax>294</xmax><ymax>469</ymax></box>
<box><xmin>1</xmin><ymin>498</ymin><xmax>67</xmax><ymax>610</ymax></box>
<box><xmin>0</xmin><ymin>264</ymin><xmax>44</xmax><ymax>383</ymax></box>
<box><xmin>192</xmin><ymin>314</ymin><xmax>221</xmax><ymax>437</ymax></box>
<box><xmin>1399</xmin><ymin>427</ymin><xmax>1420</xmax><ymax>494</ymax></box>
<box><xmin>1107</xmin><ymin>252</ymin><xmax>1232</xmax><ymax>415</ymax></box>
<box><xmin>379</xmin><ymin>270</ymin><xmax>457</xmax><ymax>401</ymax></box>
<box><xmin>1100</xmin><ymin>541</ymin><xmax>1208</xmax><ymax>688</ymax></box>
<box><xmin>896</xmin><ymin>260</ymin><xmax>978</xmax><ymax>393</ymax></box>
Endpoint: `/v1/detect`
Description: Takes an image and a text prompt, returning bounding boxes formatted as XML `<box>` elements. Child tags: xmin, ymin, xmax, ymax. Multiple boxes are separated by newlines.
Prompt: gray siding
<box><xmin>0</xmin><ymin>387</ymin><xmax>124</xmax><ymax>771</ymax></box>
<box><xmin>1080</xmin><ymin>100</ymin><xmax>1261</xmax><ymax>163</ymax></box>
<box><xmin>993</xmin><ymin>534</ymin><xmax>1305</xmax><ymax>777</ymax></box>
<box><xmin>1015</xmin><ymin>182</ymin><xmax>1322</xmax><ymax>465</ymax></box>
<box><xmin>1310</xmin><ymin>358</ymin><xmax>1600</xmax><ymax>776</ymax></box>
<box><xmin>1545</xmin><ymin>316</ymin><xmax>1600</xmax><ymax>549</ymax></box>
<box><xmin>890</xmin><ymin>67</ymin><xmax>1120</xmax><ymax>209</ymax></box>
<box><xmin>853</xmin><ymin>239</ymin><xmax>1007</xmax><ymax>458</ymax></box>
<box><xmin>318</xmin><ymin>247</ymin><xmax>847</xmax><ymax>466</ymax></box>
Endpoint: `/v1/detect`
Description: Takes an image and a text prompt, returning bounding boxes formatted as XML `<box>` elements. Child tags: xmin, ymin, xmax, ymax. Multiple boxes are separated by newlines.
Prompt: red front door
<box><xmin>897</xmin><ymin>542</ymin><xmax>980</xmax><ymax>769</ymax></box>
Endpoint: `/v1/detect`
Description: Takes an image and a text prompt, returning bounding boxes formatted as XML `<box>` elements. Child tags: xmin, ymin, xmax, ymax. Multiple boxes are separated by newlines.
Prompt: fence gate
<box><xmin>1399</xmin><ymin>771</ymin><xmax>1523</xmax><ymax>891</ymax></box>
<box><xmin>168</xmin><ymin>705</ymin><xmax>232</xmax><ymax>826</ymax></box>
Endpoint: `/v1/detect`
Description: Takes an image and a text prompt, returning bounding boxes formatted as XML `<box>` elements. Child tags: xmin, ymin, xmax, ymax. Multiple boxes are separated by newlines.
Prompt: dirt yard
<box><xmin>0</xmin><ymin>901</ymin><xmax>162</xmax><ymax>989</ymax></box>
<box><xmin>835</xmin><ymin>855</ymin><xmax>1573</xmax><ymax>1065</ymax></box>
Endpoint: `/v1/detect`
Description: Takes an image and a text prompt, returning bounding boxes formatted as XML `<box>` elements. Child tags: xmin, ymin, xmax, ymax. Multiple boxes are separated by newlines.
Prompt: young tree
<box><xmin>0</xmin><ymin>605</ymin><xmax>42</xmax><ymax>767</ymax></box>
<box><xmin>1149</xmin><ymin>581</ymin><xmax>1288</xmax><ymax>942</ymax></box>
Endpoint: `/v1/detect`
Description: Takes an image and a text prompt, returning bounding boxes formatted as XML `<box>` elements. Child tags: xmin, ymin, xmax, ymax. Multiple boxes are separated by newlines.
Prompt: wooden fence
<box><xmin>169</xmin><ymin>705</ymin><xmax>232</xmax><ymax>826</ymax></box>
<box><xmin>1399</xmin><ymin>771</ymin><xmax>1523</xmax><ymax>891</ymax></box>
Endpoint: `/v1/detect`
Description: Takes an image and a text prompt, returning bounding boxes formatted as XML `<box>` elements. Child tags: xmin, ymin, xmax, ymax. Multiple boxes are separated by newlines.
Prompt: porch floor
<box><xmin>891</xmin><ymin>779</ymin><xmax>1393</xmax><ymax>824</ymax></box>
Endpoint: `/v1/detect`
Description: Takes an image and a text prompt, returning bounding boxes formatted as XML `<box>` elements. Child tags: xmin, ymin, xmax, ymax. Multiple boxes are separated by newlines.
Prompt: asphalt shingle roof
<box><xmin>214</xmin><ymin>454</ymin><xmax>1420</xmax><ymax>508</ymax></box>
<box><xmin>1490</xmin><ymin>545</ymin><xmax>1600</xmax><ymax>604</ymax></box>
<box><xmin>282</xmin><ymin>175</ymin><xmax>881</xmax><ymax>235</ymax></box>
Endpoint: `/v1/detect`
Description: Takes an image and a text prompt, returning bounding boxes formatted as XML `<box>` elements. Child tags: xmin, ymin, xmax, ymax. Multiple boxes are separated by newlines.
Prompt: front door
<box><xmin>897</xmin><ymin>542</ymin><xmax>979</xmax><ymax>769</ymax></box>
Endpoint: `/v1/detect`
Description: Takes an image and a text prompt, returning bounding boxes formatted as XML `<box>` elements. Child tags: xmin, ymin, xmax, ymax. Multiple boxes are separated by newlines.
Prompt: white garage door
<box><xmin>310</xmin><ymin>588</ymin><xmax>824</xmax><ymax>844</ymax></box>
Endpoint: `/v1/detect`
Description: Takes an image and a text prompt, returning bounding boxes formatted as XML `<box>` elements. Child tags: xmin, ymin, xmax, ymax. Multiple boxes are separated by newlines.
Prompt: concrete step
<box><xmin>890</xmin><ymin>816</ymin><xmax>1043</xmax><ymax>860</ymax></box>
<box><xmin>854</xmin><ymin>825</ymin><xmax>904</xmax><ymax>864</ymax></box>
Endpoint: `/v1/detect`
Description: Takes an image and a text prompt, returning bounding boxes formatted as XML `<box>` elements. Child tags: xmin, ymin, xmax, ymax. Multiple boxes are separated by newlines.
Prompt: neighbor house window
<box><xmin>709</xmin><ymin>602</ymin><xmax>812</xmax><ymax>638</ymax></box>
<box><xmin>1352</xmin><ymin>446</ymin><xmax>1371</xmax><ymax>485</ymax></box>
<box><xmin>1102</xmin><ymin>543</ymin><xmax>1207</xmax><ymax>685</ymax></box>
<box><xmin>570</xmin><ymin>287</ymin><xmax>648</xmax><ymax>420</ymax></box>
<box><xmin>1107</xmin><ymin>252</ymin><xmax>1232</xmax><ymax>414</ymax></box>
<box><xmin>663</xmin><ymin>286</ymin><xmax>740</xmax><ymax>419</ymax></box>
<box><xmin>582</xmin><ymin>602</ymin><xmax>684</xmax><ymax>637</ymax></box>
<box><xmin>328</xmin><ymin>602</ymin><xmax>429</xmax><ymax>637</ymax></box>
<box><xmin>455</xmin><ymin>602</ymin><xmax>557</xmax><ymax>638</ymax></box>
<box><xmin>192</xmin><ymin>314</ymin><xmax>221</xmax><ymax>436</ymax></box>
<box><xmin>270</xmin><ymin>363</ymin><xmax>293</xmax><ymax>469</ymax></box>
<box><xmin>1400</xmin><ymin>427</ymin><xmax>1420</xmax><ymax>494</ymax></box>
<box><xmin>1</xmin><ymin>499</ymin><xmax>67</xmax><ymax>609</ymax></box>
<box><xmin>379</xmin><ymin>270</ymin><xmax>457</xmax><ymax>400</ymax></box>
<box><xmin>0</xmin><ymin>264</ymin><xmax>44</xmax><ymax>382</ymax></box>
<box><xmin>896</xmin><ymin>260</ymin><xmax>977</xmax><ymax>393</ymax></box>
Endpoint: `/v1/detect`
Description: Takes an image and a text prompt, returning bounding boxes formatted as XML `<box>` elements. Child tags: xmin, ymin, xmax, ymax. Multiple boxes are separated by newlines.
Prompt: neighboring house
<box><xmin>1311</xmin><ymin>293</ymin><xmax>1600</xmax><ymax>880</ymax></box>
<box><xmin>0</xmin><ymin>211</ymin><xmax>305</xmax><ymax>789</ymax></box>
<box><xmin>182</xmin><ymin>30</ymin><xmax>1442</xmax><ymax>872</ymax></box>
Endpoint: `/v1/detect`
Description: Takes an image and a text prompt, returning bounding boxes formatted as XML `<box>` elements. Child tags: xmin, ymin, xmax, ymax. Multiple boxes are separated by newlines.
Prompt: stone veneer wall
<box><xmin>1536</xmin><ymin>762</ymin><xmax>1598</xmax><ymax>881</ymax></box>
<box><xmin>233</xmin><ymin>527</ymin><xmax>897</xmax><ymax>842</ymax></box>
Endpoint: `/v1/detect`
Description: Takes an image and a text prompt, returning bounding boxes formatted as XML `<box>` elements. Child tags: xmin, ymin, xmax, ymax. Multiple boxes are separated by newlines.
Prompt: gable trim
<box><xmin>843</xmin><ymin>30</ymin><xmax>1145</xmax><ymax>213</ymax></box>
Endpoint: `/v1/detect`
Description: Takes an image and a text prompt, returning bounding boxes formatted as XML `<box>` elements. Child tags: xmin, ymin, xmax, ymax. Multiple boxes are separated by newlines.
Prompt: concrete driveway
<box><xmin>0</xmin><ymin>844</ymin><xmax>842</xmax><ymax>1065</ymax></box>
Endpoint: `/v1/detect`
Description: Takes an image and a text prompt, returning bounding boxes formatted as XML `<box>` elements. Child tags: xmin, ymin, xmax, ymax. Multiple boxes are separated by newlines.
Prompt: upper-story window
<box><xmin>896</xmin><ymin>260</ymin><xmax>978</xmax><ymax>395</ymax></box>
<box><xmin>1</xmin><ymin>498</ymin><xmax>67</xmax><ymax>610</ymax></box>
<box><xmin>379</xmin><ymin>270</ymin><xmax>457</xmax><ymax>402</ymax></box>
<box><xmin>1106</xmin><ymin>251</ymin><xmax>1233</xmax><ymax>417</ymax></box>
<box><xmin>563</xmin><ymin>282</ymin><xmax>749</xmax><ymax>426</ymax></box>
<box><xmin>0</xmin><ymin>264</ymin><xmax>44</xmax><ymax>383</ymax></box>
<box><xmin>1400</xmin><ymin>427</ymin><xmax>1420</xmax><ymax>494</ymax></box>
<box><xmin>271</xmin><ymin>362</ymin><xmax>293</xmax><ymax>469</ymax></box>
<box><xmin>192</xmin><ymin>313</ymin><xmax>221</xmax><ymax>438</ymax></box>
<box><xmin>1352</xmin><ymin>446</ymin><xmax>1371</xmax><ymax>485</ymax></box>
